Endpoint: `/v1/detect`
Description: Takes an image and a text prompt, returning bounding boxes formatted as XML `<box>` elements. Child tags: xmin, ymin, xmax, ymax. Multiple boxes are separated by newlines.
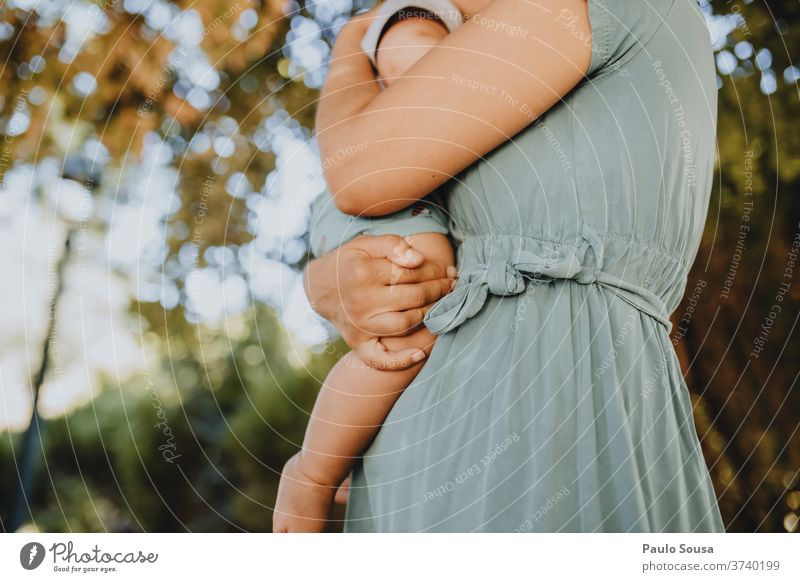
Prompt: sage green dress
<box><xmin>346</xmin><ymin>0</ymin><xmax>724</xmax><ymax>532</ymax></box>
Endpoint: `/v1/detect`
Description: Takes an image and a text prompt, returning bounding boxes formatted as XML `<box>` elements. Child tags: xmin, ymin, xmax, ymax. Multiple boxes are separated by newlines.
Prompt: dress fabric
<box><xmin>345</xmin><ymin>0</ymin><xmax>725</xmax><ymax>532</ymax></box>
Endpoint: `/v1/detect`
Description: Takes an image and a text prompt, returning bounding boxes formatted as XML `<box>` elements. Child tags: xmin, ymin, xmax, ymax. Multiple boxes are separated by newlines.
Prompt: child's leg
<box><xmin>301</xmin><ymin>342</ymin><xmax>432</xmax><ymax>484</ymax></box>
<box><xmin>310</xmin><ymin>346</ymin><xmax>433</xmax><ymax>498</ymax></box>
<box><xmin>273</xmin><ymin>233</ymin><xmax>453</xmax><ymax>532</ymax></box>
<box><xmin>273</xmin><ymin>329</ymin><xmax>435</xmax><ymax>532</ymax></box>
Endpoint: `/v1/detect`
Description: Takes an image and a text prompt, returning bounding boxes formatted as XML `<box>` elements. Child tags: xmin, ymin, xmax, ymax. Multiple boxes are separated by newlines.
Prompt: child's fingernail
<box><xmin>447</xmin><ymin>266</ymin><xmax>457</xmax><ymax>278</ymax></box>
<box><xmin>450</xmin><ymin>280</ymin><xmax>456</xmax><ymax>291</ymax></box>
<box><xmin>411</xmin><ymin>351</ymin><xmax>426</xmax><ymax>363</ymax></box>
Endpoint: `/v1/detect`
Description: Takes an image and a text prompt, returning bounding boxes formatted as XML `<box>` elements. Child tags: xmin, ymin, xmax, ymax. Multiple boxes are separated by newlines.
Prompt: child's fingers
<box><xmin>354</xmin><ymin>338</ymin><xmax>426</xmax><ymax>371</ymax></box>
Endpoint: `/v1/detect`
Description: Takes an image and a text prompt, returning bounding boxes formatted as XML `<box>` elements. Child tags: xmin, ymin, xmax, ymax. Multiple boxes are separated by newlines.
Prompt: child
<box><xmin>273</xmin><ymin>0</ymin><xmax>463</xmax><ymax>532</ymax></box>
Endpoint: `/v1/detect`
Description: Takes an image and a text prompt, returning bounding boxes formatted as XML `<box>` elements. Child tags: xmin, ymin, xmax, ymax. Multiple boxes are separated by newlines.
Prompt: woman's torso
<box><xmin>438</xmin><ymin>0</ymin><xmax>717</xmax><ymax>320</ymax></box>
<box><xmin>346</xmin><ymin>0</ymin><xmax>724</xmax><ymax>532</ymax></box>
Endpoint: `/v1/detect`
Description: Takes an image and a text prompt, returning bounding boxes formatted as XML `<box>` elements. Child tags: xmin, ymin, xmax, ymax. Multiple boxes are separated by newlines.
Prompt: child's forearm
<box><xmin>298</xmin><ymin>350</ymin><xmax>424</xmax><ymax>486</ymax></box>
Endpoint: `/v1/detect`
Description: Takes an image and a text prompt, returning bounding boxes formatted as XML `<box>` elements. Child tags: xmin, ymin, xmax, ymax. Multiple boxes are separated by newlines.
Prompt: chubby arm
<box><xmin>318</xmin><ymin>0</ymin><xmax>592</xmax><ymax>217</ymax></box>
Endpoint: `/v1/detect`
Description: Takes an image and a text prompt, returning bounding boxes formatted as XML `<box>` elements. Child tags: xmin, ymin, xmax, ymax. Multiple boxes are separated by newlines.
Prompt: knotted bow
<box><xmin>423</xmin><ymin>225</ymin><xmax>672</xmax><ymax>335</ymax></box>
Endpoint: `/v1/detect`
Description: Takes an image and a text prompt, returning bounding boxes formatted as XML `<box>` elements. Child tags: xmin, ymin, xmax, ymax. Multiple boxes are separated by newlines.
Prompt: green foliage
<box><xmin>681</xmin><ymin>0</ymin><xmax>800</xmax><ymax>533</ymax></box>
<box><xmin>0</xmin><ymin>305</ymin><xmax>338</xmax><ymax>531</ymax></box>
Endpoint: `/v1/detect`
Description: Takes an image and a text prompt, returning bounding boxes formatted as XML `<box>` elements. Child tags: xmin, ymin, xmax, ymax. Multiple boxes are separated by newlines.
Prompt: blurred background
<box><xmin>0</xmin><ymin>0</ymin><xmax>797</xmax><ymax>533</ymax></box>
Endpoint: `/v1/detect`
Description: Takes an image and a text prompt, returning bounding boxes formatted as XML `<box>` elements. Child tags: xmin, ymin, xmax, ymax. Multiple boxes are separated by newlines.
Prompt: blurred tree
<box><xmin>673</xmin><ymin>0</ymin><xmax>800</xmax><ymax>533</ymax></box>
<box><xmin>2</xmin><ymin>305</ymin><xmax>339</xmax><ymax>531</ymax></box>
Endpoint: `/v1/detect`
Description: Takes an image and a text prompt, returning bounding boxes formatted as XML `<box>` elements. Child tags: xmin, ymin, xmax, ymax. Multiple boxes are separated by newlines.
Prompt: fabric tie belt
<box><xmin>423</xmin><ymin>225</ymin><xmax>673</xmax><ymax>335</ymax></box>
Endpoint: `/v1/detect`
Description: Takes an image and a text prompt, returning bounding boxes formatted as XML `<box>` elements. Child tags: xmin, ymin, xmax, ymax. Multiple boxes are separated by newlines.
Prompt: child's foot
<box><xmin>273</xmin><ymin>453</ymin><xmax>337</xmax><ymax>532</ymax></box>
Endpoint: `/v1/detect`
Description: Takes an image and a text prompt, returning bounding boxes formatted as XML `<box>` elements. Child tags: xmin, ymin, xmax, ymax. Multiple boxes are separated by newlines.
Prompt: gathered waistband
<box><xmin>423</xmin><ymin>224</ymin><xmax>673</xmax><ymax>334</ymax></box>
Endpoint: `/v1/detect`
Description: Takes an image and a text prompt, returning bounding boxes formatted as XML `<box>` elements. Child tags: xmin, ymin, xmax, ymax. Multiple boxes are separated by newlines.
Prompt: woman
<box><xmin>305</xmin><ymin>0</ymin><xmax>724</xmax><ymax>532</ymax></box>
